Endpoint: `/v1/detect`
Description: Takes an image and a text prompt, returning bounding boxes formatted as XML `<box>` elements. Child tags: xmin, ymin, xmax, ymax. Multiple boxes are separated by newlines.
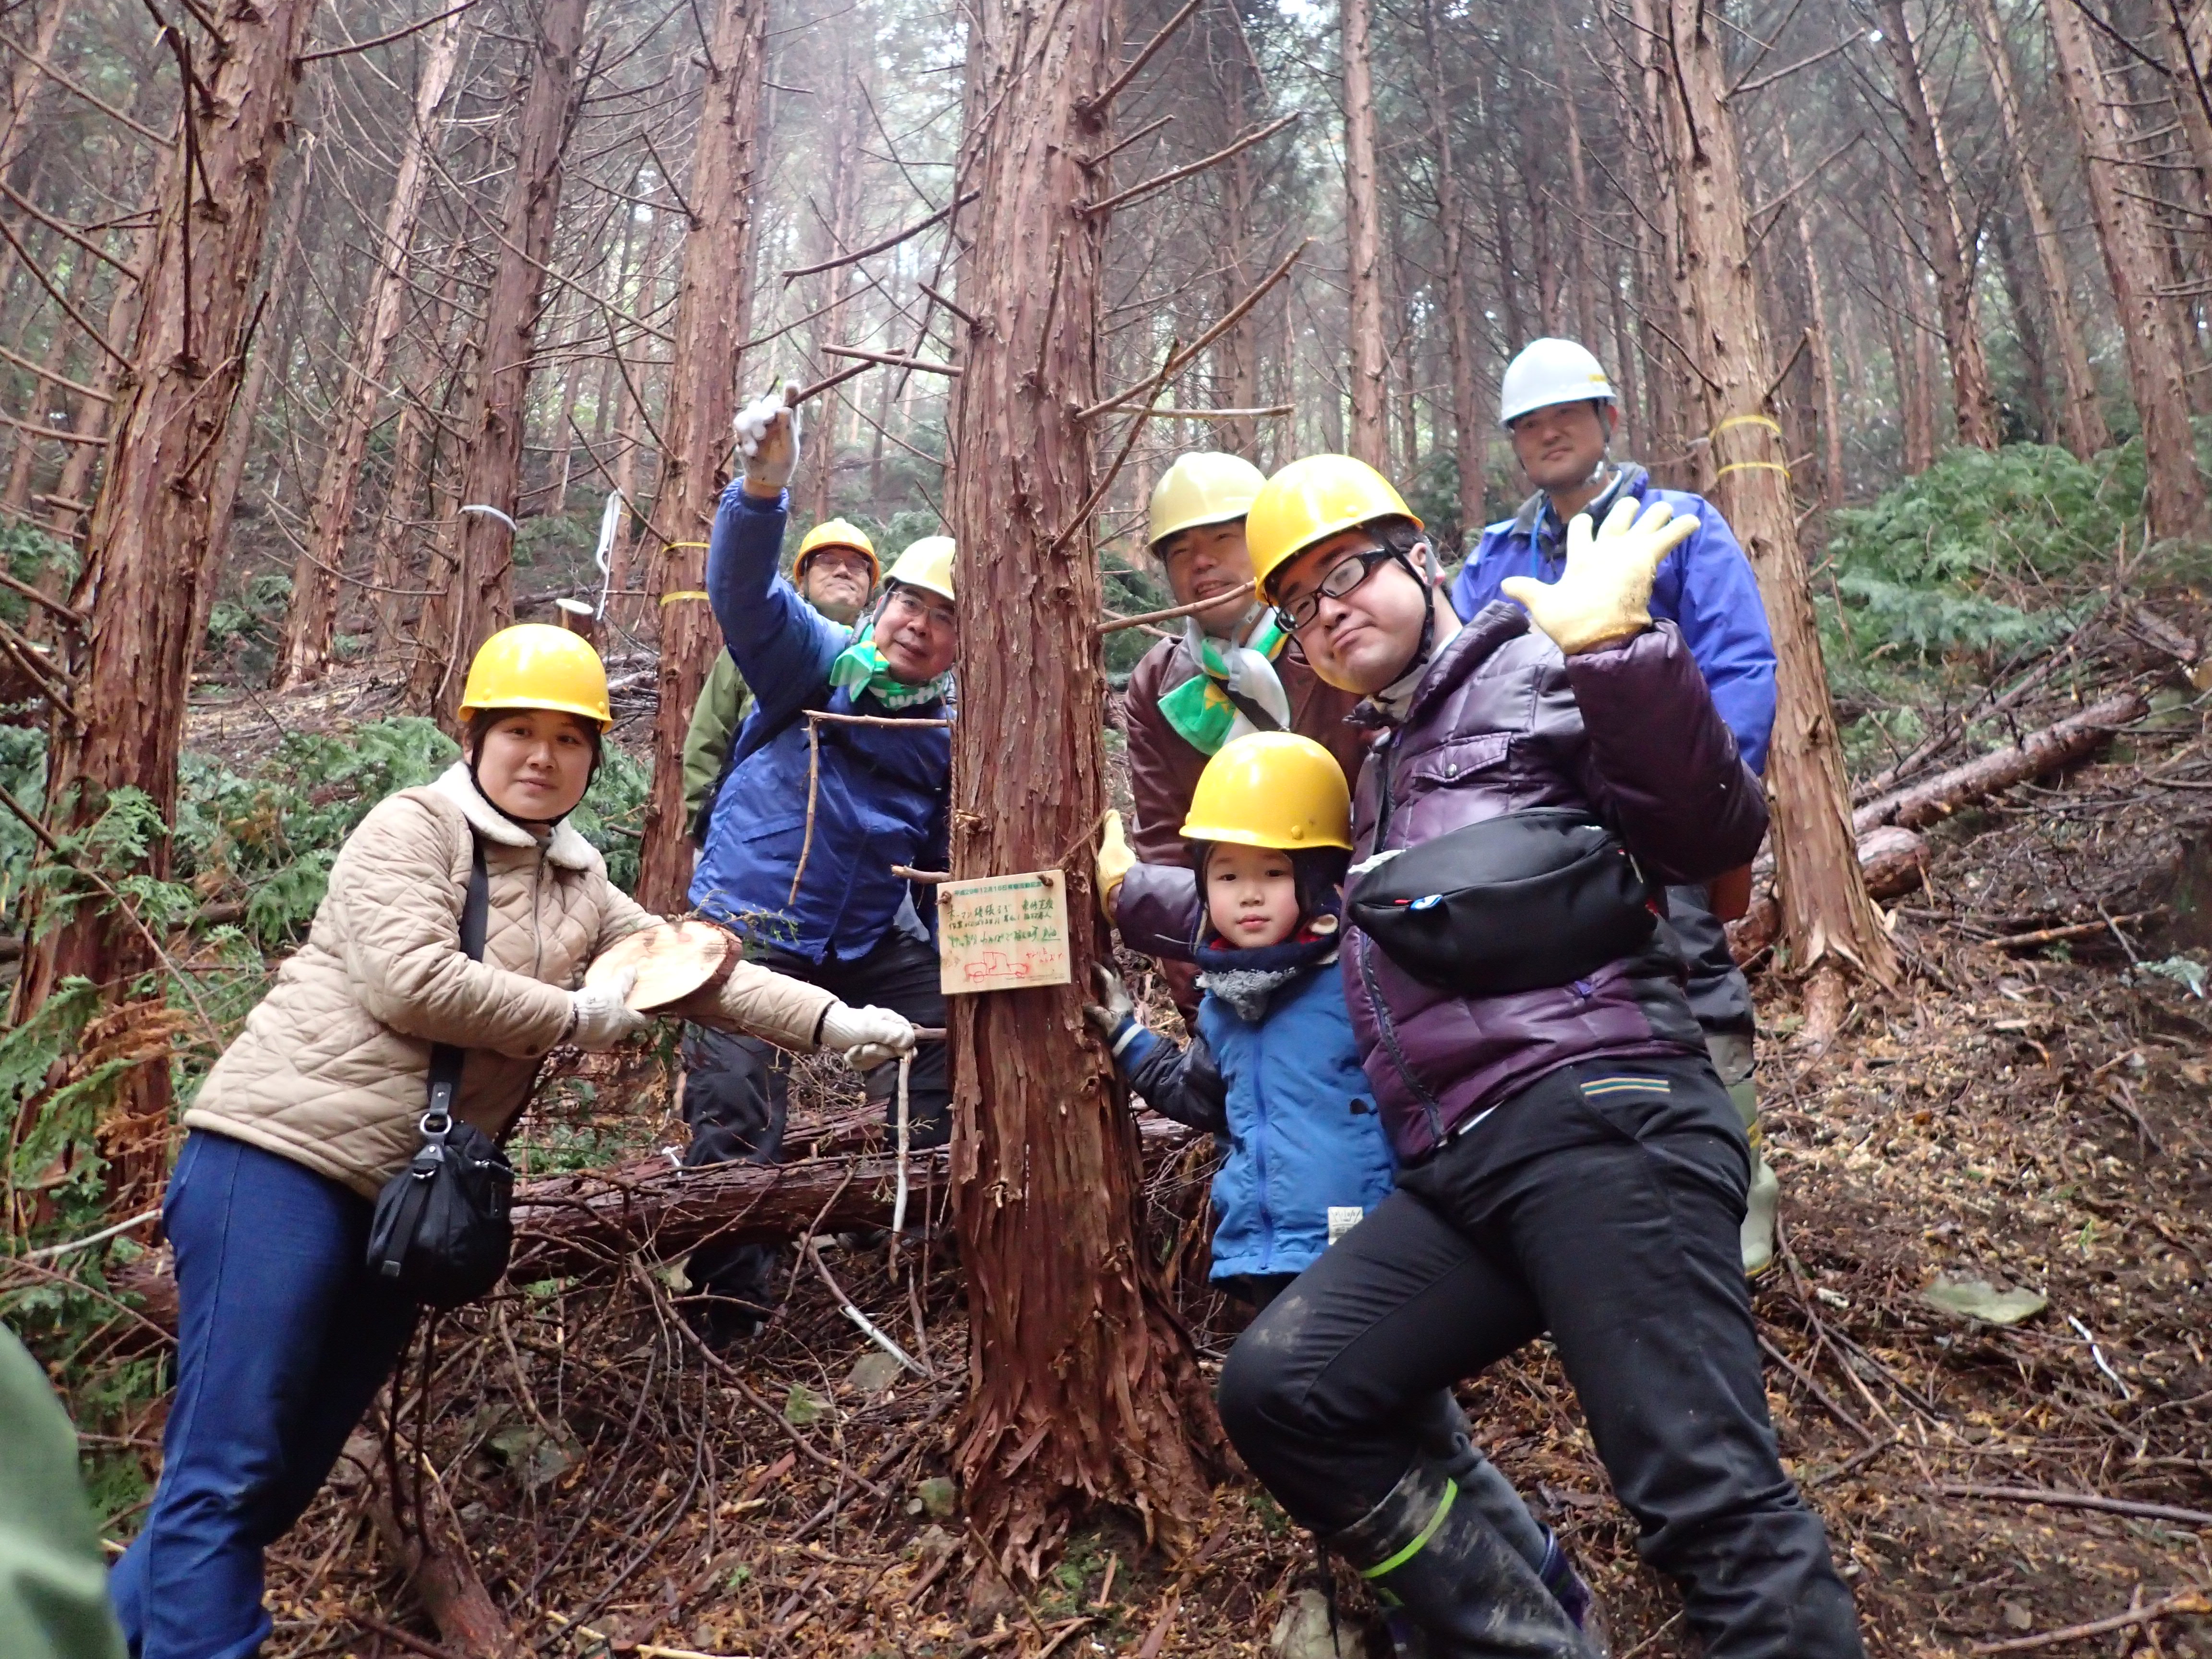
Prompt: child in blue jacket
<box><xmin>1085</xmin><ymin>732</ymin><xmax>1597</xmax><ymax>1643</ymax></box>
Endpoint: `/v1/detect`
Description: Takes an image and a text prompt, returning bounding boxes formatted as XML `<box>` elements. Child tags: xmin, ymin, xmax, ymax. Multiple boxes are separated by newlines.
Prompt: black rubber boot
<box><xmin>1328</xmin><ymin>1457</ymin><xmax>1598</xmax><ymax>1659</ymax></box>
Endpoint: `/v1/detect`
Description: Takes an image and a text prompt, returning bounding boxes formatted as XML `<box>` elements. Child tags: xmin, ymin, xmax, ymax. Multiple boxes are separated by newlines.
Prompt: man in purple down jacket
<box><xmin>1108</xmin><ymin>457</ymin><xmax>1863</xmax><ymax>1659</ymax></box>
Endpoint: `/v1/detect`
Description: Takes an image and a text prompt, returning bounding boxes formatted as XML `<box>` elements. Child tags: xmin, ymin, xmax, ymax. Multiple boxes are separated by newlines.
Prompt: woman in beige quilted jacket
<box><xmin>110</xmin><ymin>625</ymin><xmax>916</xmax><ymax>1659</ymax></box>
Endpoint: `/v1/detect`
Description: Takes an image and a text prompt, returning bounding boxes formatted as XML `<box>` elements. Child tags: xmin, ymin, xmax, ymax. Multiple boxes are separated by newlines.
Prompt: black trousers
<box><xmin>1216</xmin><ymin>1053</ymin><xmax>1863</xmax><ymax>1659</ymax></box>
<box><xmin>681</xmin><ymin>930</ymin><xmax>950</xmax><ymax>1324</ymax></box>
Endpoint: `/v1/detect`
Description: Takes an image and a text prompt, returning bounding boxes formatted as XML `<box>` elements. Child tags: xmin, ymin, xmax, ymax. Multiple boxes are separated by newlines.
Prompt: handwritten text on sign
<box><xmin>938</xmin><ymin>871</ymin><xmax>1071</xmax><ymax>995</ymax></box>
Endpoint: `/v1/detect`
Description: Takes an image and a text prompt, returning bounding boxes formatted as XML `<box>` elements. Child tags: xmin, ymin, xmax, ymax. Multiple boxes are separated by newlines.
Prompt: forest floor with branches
<box><xmin>16</xmin><ymin>548</ymin><xmax>2212</xmax><ymax>1656</ymax></box>
<box><xmin>198</xmin><ymin>678</ymin><xmax>2210</xmax><ymax>1659</ymax></box>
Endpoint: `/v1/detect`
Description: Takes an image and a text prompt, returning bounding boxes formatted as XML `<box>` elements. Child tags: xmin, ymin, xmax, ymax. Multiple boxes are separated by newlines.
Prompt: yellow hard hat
<box><xmin>1149</xmin><ymin>452</ymin><xmax>1266</xmax><ymax>549</ymax></box>
<box><xmin>458</xmin><ymin>624</ymin><xmax>612</xmax><ymax>729</ymax></box>
<box><xmin>1180</xmin><ymin>731</ymin><xmax>1352</xmax><ymax>851</ymax></box>
<box><xmin>794</xmin><ymin>518</ymin><xmax>880</xmax><ymax>587</ymax></box>
<box><xmin>1246</xmin><ymin>455</ymin><xmax>1423</xmax><ymax>602</ymax></box>
<box><xmin>884</xmin><ymin>535</ymin><xmax>955</xmax><ymax>601</ymax></box>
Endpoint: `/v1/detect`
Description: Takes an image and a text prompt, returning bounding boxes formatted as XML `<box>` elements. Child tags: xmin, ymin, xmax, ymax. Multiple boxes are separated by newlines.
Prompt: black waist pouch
<box><xmin>364</xmin><ymin>836</ymin><xmax>517</xmax><ymax>1309</ymax></box>
<box><xmin>1346</xmin><ymin>808</ymin><xmax>1660</xmax><ymax>996</ymax></box>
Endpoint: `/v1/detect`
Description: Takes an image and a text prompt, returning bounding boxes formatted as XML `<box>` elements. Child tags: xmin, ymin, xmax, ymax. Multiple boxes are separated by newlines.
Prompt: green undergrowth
<box><xmin>1818</xmin><ymin>437</ymin><xmax>2212</xmax><ymax>775</ymax></box>
<box><xmin>0</xmin><ymin>717</ymin><xmax>650</xmax><ymax>1261</ymax></box>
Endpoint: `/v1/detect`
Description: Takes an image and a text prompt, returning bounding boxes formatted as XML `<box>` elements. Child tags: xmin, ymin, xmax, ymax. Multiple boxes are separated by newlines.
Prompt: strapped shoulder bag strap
<box><xmin>365</xmin><ymin>836</ymin><xmax>518</xmax><ymax>1308</ymax></box>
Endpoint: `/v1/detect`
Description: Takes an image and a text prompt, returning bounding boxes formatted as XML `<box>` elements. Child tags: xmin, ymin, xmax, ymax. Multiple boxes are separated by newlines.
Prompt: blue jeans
<box><xmin>110</xmin><ymin>1132</ymin><xmax>417</xmax><ymax>1659</ymax></box>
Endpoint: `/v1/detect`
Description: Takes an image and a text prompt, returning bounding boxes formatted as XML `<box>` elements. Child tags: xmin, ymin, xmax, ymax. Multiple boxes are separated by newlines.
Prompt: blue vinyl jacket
<box><xmin>1113</xmin><ymin>962</ymin><xmax>1396</xmax><ymax>1281</ymax></box>
<box><xmin>1453</xmin><ymin>464</ymin><xmax>1778</xmax><ymax>773</ymax></box>
<box><xmin>688</xmin><ymin>484</ymin><xmax>950</xmax><ymax>961</ymax></box>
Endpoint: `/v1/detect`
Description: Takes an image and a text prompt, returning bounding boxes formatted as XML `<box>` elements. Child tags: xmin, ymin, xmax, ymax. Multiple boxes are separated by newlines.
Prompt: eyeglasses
<box><xmin>887</xmin><ymin>586</ymin><xmax>957</xmax><ymax>630</ymax></box>
<box><xmin>1273</xmin><ymin>546</ymin><xmax>1393</xmax><ymax>632</ymax></box>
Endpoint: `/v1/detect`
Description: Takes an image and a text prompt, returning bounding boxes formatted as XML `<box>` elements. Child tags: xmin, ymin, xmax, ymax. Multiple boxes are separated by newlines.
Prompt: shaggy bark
<box><xmin>944</xmin><ymin>0</ymin><xmax>1220</xmax><ymax>1571</ymax></box>
<box><xmin>1343</xmin><ymin>0</ymin><xmax>1385</xmax><ymax>467</ymax></box>
<box><xmin>13</xmin><ymin>0</ymin><xmax>319</xmax><ymax>1076</ymax></box>
<box><xmin>406</xmin><ymin>0</ymin><xmax>589</xmax><ymax>723</ymax></box>
<box><xmin>1873</xmin><ymin>0</ymin><xmax>1998</xmax><ymax>450</ymax></box>
<box><xmin>1656</xmin><ymin>0</ymin><xmax>1898</xmax><ymax>1040</ymax></box>
<box><xmin>2048</xmin><ymin>0</ymin><xmax>2206</xmax><ymax>538</ymax></box>
<box><xmin>1965</xmin><ymin>0</ymin><xmax>2109</xmax><ymax>460</ymax></box>
<box><xmin>276</xmin><ymin>6</ymin><xmax>464</xmax><ymax>688</ymax></box>
<box><xmin>632</xmin><ymin>0</ymin><xmax>769</xmax><ymax>917</ymax></box>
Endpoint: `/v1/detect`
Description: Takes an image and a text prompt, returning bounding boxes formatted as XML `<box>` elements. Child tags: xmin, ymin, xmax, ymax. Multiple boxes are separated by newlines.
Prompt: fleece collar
<box><xmin>429</xmin><ymin>763</ymin><xmax>598</xmax><ymax>871</ymax></box>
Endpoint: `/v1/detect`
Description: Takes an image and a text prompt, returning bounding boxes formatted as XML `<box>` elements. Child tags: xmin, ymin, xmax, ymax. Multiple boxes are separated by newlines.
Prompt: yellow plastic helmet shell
<box><xmin>1179</xmin><ymin>731</ymin><xmax>1353</xmax><ymax>852</ymax></box>
<box><xmin>1148</xmin><ymin>451</ymin><xmax>1266</xmax><ymax>550</ymax></box>
<box><xmin>884</xmin><ymin>535</ymin><xmax>955</xmax><ymax>601</ymax></box>
<box><xmin>793</xmin><ymin>518</ymin><xmax>880</xmax><ymax>588</ymax></box>
<box><xmin>1245</xmin><ymin>455</ymin><xmax>1422</xmax><ymax>602</ymax></box>
<box><xmin>458</xmin><ymin>624</ymin><xmax>612</xmax><ymax>729</ymax></box>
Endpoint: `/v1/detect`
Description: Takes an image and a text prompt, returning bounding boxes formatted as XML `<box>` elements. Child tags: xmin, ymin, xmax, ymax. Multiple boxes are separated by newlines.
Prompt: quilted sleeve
<box><xmin>663</xmin><ymin>958</ymin><xmax>840</xmax><ymax>1052</ymax></box>
<box><xmin>330</xmin><ymin>795</ymin><xmax>575</xmax><ymax>1058</ymax></box>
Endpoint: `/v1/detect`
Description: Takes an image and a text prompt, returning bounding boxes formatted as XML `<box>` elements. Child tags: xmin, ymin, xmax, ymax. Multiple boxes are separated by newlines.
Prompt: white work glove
<box><xmin>818</xmin><ymin>1002</ymin><xmax>917</xmax><ymax>1071</ymax></box>
<box><xmin>734</xmin><ymin>383</ymin><xmax>801</xmax><ymax>494</ymax></box>
<box><xmin>566</xmin><ymin>969</ymin><xmax>650</xmax><ymax>1050</ymax></box>
<box><xmin>1500</xmin><ymin>495</ymin><xmax>1699</xmax><ymax>656</ymax></box>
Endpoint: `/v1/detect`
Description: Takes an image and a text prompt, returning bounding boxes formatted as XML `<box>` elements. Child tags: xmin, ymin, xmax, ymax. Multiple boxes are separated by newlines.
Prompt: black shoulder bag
<box><xmin>364</xmin><ymin>837</ymin><xmax>518</xmax><ymax>1308</ymax></box>
<box><xmin>1346</xmin><ymin>808</ymin><xmax>1663</xmax><ymax>997</ymax></box>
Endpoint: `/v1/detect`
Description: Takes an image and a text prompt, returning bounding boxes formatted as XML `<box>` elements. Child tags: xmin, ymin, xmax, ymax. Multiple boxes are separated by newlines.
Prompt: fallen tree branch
<box><xmin>1966</xmin><ymin>1587</ymin><xmax>2210</xmax><ymax>1655</ymax></box>
<box><xmin>1928</xmin><ymin>1482</ymin><xmax>2212</xmax><ymax>1529</ymax></box>
<box><xmin>1980</xmin><ymin>912</ymin><xmax>2154</xmax><ymax>951</ymax></box>
<box><xmin>113</xmin><ymin>1118</ymin><xmax>1201</xmax><ymax>1332</ymax></box>
<box><xmin>366</xmin><ymin>1493</ymin><xmax>520</xmax><ymax>1658</ymax></box>
<box><xmin>1854</xmin><ymin>691</ymin><xmax>2148</xmax><ymax>834</ymax></box>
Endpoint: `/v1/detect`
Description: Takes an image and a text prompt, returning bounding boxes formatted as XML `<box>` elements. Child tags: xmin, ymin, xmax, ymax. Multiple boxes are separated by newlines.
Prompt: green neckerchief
<box><xmin>1156</xmin><ymin>613</ymin><xmax>1286</xmax><ymax>755</ymax></box>
<box><xmin>827</xmin><ymin>638</ymin><xmax>950</xmax><ymax>711</ymax></box>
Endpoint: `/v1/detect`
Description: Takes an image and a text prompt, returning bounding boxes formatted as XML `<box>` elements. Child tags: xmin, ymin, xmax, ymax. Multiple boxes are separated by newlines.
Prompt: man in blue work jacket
<box><xmin>683</xmin><ymin>387</ymin><xmax>955</xmax><ymax>1342</ymax></box>
<box><xmin>1452</xmin><ymin>337</ymin><xmax>1782</xmax><ymax>1274</ymax></box>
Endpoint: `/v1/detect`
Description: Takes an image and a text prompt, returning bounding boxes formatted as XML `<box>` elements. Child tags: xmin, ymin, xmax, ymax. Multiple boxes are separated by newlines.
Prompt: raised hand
<box><xmin>734</xmin><ymin>382</ymin><xmax>802</xmax><ymax>495</ymax></box>
<box><xmin>1500</xmin><ymin>495</ymin><xmax>1699</xmax><ymax>655</ymax></box>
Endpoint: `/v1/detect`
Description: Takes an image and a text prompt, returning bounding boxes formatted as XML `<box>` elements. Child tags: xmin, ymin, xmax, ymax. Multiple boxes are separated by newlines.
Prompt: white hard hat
<box><xmin>1499</xmin><ymin>338</ymin><xmax>1616</xmax><ymax>428</ymax></box>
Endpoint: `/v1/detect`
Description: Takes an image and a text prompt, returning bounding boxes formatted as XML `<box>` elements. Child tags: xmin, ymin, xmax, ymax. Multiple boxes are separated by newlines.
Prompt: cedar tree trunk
<box><xmin>1657</xmin><ymin>0</ymin><xmax>1898</xmax><ymax>1041</ymax></box>
<box><xmin>633</xmin><ymin>0</ymin><xmax>768</xmax><ymax>917</ymax></box>
<box><xmin>946</xmin><ymin>0</ymin><xmax>1220</xmax><ymax>1573</ymax></box>
<box><xmin>1343</xmin><ymin>0</ymin><xmax>1385</xmax><ymax>467</ymax></box>
<box><xmin>277</xmin><ymin>6</ymin><xmax>464</xmax><ymax>688</ymax></box>
<box><xmin>1873</xmin><ymin>0</ymin><xmax>1999</xmax><ymax>451</ymax></box>
<box><xmin>1966</xmin><ymin>0</ymin><xmax>2109</xmax><ymax>458</ymax></box>
<box><xmin>407</xmin><ymin>0</ymin><xmax>589</xmax><ymax>723</ymax></box>
<box><xmin>13</xmin><ymin>0</ymin><xmax>319</xmax><ymax>1144</ymax></box>
<box><xmin>2048</xmin><ymin>0</ymin><xmax>2207</xmax><ymax>538</ymax></box>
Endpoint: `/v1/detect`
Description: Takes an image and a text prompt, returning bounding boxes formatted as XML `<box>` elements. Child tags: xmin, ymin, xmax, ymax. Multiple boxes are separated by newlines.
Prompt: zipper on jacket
<box><xmin>530</xmin><ymin>845</ymin><xmax>550</xmax><ymax>978</ymax></box>
<box><xmin>1372</xmin><ymin>729</ymin><xmax>1402</xmax><ymax>847</ymax></box>
<box><xmin>1250</xmin><ymin>1018</ymin><xmax>1275</xmax><ymax>1270</ymax></box>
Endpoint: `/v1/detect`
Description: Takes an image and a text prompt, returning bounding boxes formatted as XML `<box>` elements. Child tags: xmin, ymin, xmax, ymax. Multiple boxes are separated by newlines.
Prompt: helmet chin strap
<box><xmin>1380</xmin><ymin>539</ymin><xmax>1444</xmax><ymax>695</ymax></box>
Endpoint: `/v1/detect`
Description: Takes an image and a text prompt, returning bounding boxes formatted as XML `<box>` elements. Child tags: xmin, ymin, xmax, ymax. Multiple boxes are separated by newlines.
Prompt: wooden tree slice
<box><xmin>585</xmin><ymin>920</ymin><xmax>737</xmax><ymax>1010</ymax></box>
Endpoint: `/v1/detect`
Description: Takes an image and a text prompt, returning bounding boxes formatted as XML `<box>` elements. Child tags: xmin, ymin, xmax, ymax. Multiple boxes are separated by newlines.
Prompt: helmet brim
<box><xmin>459</xmin><ymin>696</ymin><xmax>613</xmax><ymax>731</ymax></box>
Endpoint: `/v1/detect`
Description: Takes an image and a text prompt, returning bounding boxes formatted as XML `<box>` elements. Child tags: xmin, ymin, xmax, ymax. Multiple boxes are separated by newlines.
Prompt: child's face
<box><xmin>1205</xmin><ymin>842</ymin><xmax>1302</xmax><ymax>949</ymax></box>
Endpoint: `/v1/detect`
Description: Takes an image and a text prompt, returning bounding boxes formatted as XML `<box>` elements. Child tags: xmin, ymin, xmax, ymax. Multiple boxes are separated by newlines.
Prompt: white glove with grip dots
<box><xmin>568</xmin><ymin>969</ymin><xmax>650</xmax><ymax>1050</ymax></box>
<box><xmin>734</xmin><ymin>384</ymin><xmax>801</xmax><ymax>493</ymax></box>
<box><xmin>819</xmin><ymin>1002</ymin><xmax>917</xmax><ymax>1071</ymax></box>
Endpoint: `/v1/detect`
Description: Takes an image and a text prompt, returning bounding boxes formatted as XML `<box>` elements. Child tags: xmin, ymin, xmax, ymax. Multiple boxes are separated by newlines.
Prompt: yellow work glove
<box><xmin>1096</xmin><ymin>810</ymin><xmax>1136</xmax><ymax>920</ymax></box>
<box><xmin>1501</xmin><ymin>496</ymin><xmax>1700</xmax><ymax>656</ymax></box>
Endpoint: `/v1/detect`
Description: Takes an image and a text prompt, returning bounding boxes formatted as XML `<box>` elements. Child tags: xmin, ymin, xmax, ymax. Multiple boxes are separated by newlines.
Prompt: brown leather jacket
<box><xmin>1123</xmin><ymin>630</ymin><xmax>1369</xmax><ymax>1011</ymax></box>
